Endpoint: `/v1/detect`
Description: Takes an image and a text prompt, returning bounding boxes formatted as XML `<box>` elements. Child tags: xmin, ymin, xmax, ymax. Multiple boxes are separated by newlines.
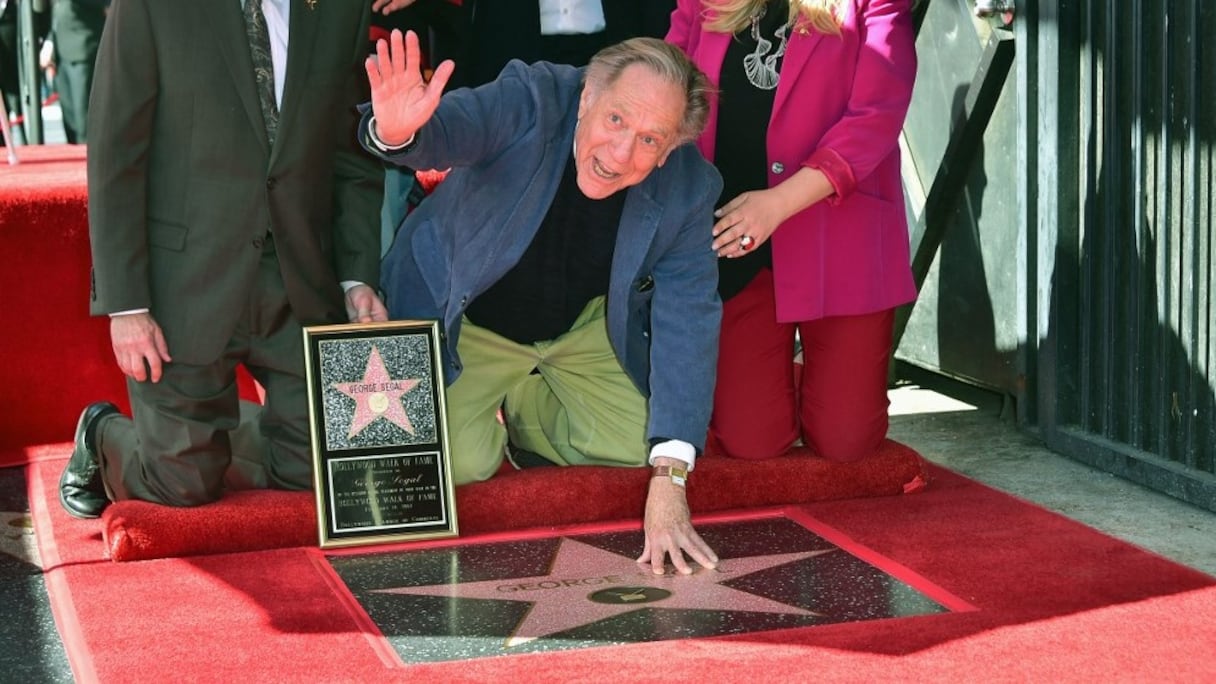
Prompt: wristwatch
<box><xmin>651</xmin><ymin>465</ymin><xmax>688</xmax><ymax>487</ymax></box>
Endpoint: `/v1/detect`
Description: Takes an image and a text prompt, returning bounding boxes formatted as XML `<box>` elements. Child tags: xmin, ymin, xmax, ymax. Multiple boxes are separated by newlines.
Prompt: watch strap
<box><xmin>651</xmin><ymin>465</ymin><xmax>688</xmax><ymax>487</ymax></box>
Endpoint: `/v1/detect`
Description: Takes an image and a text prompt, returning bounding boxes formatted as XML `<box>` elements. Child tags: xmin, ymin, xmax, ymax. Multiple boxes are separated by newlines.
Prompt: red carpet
<box><xmin>12</xmin><ymin>145</ymin><xmax>1216</xmax><ymax>679</ymax></box>
<box><xmin>0</xmin><ymin>144</ymin><xmax>262</xmax><ymax>465</ymax></box>
<box><xmin>23</xmin><ymin>440</ymin><xmax>924</xmax><ymax>561</ymax></box>
<box><xmin>30</xmin><ymin>458</ymin><xmax>1216</xmax><ymax>681</ymax></box>
<box><xmin>0</xmin><ymin>146</ymin><xmax>129</xmax><ymax>459</ymax></box>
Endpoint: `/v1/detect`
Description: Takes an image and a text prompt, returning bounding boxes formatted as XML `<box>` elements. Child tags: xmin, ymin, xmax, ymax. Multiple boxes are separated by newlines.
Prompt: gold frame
<box><xmin>303</xmin><ymin>319</ymin><xmax>458</xmax><ymax>548</ymax></box>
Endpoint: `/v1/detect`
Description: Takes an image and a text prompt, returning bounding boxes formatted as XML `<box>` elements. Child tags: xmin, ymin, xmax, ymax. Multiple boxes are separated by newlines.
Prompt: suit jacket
<box><xmin>667</xmin><ymin>0</ymin><xmax>917</xmax><ymax>322</ymax></box>
<box><xmin>87</xmin><ymin>0</ymin><xmax>383</xmax><ymax>364</ymax></box>
<box><xmin>365</xmin><ymin>61</ymin><xmax>723</xmax><ymax>450</ymax></box>
<box><xmin>463</xmin><ymin>0</ymin><xmax>676</xmax><ymax>86</ymax></box>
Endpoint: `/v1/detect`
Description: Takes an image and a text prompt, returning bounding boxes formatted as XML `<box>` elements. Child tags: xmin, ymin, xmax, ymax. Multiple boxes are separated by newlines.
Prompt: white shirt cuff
<box><xmin>109</xmin><ymin>308</ymin><xmax>149</xmax><ymax>316</ymax></box>
<box><xmin>368</xmin><ymin>117</ymin><xmax>415</xmax><ymax>152</ymax></box>
<box><xmin>648</xmin><ymin>440</ymin><xmax>696</xmax><ymax>471</ymax></box>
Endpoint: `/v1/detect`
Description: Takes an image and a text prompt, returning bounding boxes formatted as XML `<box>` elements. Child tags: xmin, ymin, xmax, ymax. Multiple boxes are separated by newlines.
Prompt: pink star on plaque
<box><xmin>332</xmin><ymin>346</ymin><xmax>421</xmax><ymax>438</ymax></box>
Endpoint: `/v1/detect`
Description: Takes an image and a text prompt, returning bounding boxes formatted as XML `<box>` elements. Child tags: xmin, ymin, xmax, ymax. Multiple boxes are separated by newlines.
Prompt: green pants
<box><xmin>446</xmin><ymin>297</ymin><xmax>649</xmax><ymax>484</ymax></box>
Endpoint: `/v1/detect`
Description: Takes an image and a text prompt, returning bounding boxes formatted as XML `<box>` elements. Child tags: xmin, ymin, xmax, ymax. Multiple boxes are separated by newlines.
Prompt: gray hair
<box><xmin>584</xmin><ymin>37</ymin><xmax>714</xmax><ymax>145</ymax></box>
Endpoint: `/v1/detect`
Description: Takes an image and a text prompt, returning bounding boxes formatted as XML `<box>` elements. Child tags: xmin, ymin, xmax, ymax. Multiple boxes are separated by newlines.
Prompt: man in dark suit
<box><xmin>59</xmin><ymin>0</ymin><xmax>385</xmax><ymax>518</ymax></box>
<box><xmin>50</xmin><ymin>0</ymin><xmax>106</xmax><ymax>143</ymax></box>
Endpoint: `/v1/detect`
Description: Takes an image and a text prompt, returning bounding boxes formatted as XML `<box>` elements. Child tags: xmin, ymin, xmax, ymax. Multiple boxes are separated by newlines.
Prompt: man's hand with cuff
<box><xmin>367</xmin><ymin>118</ymin><xmax>415</xmax><ymax>153</ymax></box>
<box><xmin>343</xmin><ymin>283</ymin><xmax>388</xmax><ymax>323</ymax></box>
<box><xmin>108</xmin><ymin>311</ymin><xmax>171</xmax><ymax>383</ymax></box>
<box><xmin>365</xmin><ymin>29</ymin><xmax>454</xmax><ymax>152</ymax></box>
<box><xmin>636</xmin><ymin>445</ymin><xmax>719</xmax><ymax>575</ymax></box>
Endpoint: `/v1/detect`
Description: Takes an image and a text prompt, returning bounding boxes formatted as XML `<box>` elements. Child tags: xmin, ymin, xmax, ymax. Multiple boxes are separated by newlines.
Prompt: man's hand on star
<box><xmin>637</xmin><ymin>457</ymin><xmax>719</xmax><ymax>575</ymax></box>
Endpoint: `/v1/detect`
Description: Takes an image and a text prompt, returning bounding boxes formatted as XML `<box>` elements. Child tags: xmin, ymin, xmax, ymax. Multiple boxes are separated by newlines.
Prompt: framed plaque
<box><xmin>303</xmin><ymin>320</ymin><xmax>458</xmax><ymax>548</ymax></box>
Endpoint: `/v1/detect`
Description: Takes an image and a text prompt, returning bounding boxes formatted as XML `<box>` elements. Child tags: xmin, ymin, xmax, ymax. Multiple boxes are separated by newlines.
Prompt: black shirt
<box><xmin>465</xmin><ymin>153</ymin><xmax>627</xmax><ymax>344</ymax></box>
<box><xmin>714</xmin><ymin>0</ymin><xmax>787</xmax><ymax>300</ymax></box>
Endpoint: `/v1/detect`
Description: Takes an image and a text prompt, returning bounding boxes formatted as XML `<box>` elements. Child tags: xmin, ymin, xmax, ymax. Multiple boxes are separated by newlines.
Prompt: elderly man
<box><xmin>363</xmin><ymin>31</ymin><xmax>722</xmax><ymax>574</ymax></box>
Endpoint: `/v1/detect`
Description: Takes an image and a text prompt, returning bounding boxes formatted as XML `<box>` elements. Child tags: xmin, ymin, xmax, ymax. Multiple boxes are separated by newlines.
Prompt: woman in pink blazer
<box><xmin>666</xmin><ymin>0</ymin><xmax>917</xmax><ymax>462</ymax></box>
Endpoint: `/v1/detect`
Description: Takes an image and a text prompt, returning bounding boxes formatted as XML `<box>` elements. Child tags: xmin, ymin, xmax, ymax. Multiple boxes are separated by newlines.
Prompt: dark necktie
<box><xmin>243</xmin><ymin>0</ymin><xmax>279</xmax><ymax>146</ymax></box>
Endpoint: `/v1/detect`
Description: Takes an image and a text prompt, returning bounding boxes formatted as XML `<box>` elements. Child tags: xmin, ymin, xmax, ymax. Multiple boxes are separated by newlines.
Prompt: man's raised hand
<box><xmin>364</xmin><ymin>29</ymin><xmax>455</xmax><ymax>147</ymax></box>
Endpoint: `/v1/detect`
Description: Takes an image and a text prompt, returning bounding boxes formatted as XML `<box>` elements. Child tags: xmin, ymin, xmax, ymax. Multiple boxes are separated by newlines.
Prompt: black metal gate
<box><xmin>898</xmin><ymin>0</ymin><xmax>1020</xmax><ymax>397</ymax></box>
<box><xmin>900</xmin><ymin>0</ymin><xmax>1216</xmax><ymax>511</ymax></box>
<box><xmin>1032</xmin><ymin>0</ymin><xmax>1216</xmax><ymax>509</ymax></box>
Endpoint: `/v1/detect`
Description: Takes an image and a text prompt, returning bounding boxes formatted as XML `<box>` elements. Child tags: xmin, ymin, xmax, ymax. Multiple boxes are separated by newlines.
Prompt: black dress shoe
<box><xmin>505</xmin><ymin>443</ymin><xmax>557</xmax><ymax>469</ymax></box>
<box><xmin>59</xmin><ymin>402</ymin><xmax>120</xmax><ymax>519</ymax></box>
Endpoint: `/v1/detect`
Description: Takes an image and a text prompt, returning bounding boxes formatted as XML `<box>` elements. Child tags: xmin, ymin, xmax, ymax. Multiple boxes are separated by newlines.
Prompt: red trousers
<box><xmin>710</xmin><ymin>268</ymin><xmax>894</xmax><ymax>462</ymax></box>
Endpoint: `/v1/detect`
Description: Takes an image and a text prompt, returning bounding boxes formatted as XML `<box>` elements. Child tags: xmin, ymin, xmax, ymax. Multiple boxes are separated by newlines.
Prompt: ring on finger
<box><xmin>739</xmin><ymin>235</ymin><xmax>755</xmax><ymax>250</ymax></box>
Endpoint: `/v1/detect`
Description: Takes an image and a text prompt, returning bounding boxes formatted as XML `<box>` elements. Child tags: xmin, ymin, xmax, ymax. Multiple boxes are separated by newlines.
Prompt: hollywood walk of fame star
<box><xmin>373</xmin><ymin>538</ymin><xmax>834</xmax><ymax>647</ymax></box>
<box><xmin>332</xmin><ymin>346</ymin><xmax>422</xmax><ymax>438</ymax></box>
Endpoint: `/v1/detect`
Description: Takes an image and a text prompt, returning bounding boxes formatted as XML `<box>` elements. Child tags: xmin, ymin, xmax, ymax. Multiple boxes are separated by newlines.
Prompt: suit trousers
<box><xmin>54</xmin><ymin>57</ymin><xmax>96</xmax><ymax>144</ymax></box>
<box><xmin>96</xmin><ymin>238</ymin><xmax>313</xmax><ymax>506</ymax></box>
<box><xmin>445</xmin><ymin>296</ymin><xmax>649</xmax><ymax>485</ymax></box>
<box><xmin>711</xmin><ymin>268</ymin><xmax>893</xmax><ymax>463</ymax></box>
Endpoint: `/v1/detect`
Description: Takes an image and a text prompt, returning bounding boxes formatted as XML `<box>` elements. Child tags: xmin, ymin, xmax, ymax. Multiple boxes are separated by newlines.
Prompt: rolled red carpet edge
<box><xmin>102</xmin><ymin>440</ymin><xmax>926</xmax><ymax>562</ymax></box>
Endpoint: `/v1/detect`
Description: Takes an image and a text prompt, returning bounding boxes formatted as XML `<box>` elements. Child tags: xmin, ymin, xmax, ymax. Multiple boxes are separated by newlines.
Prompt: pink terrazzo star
<box><xmin>374</xmin><ymin>538</ymin><xmax>831</xmax><ymax>647</ymax></box>
<box><xmin>332</xmin><ymin>346</ymin><xmax>421</xmax><ymax>438</ymax></box>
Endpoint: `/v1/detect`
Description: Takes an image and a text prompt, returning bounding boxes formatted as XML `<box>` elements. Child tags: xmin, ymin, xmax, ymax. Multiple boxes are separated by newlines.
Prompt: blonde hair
<box><xmin>702</xmin><ymin>0</ymin><xmax>845</xmax><ymax>37</ymax></box>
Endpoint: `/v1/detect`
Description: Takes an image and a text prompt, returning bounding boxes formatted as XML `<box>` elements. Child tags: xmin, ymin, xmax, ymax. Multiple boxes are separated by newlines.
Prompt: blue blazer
<box><xmin>362</xmin><ymin>61</ymin><xmax>723</xmax><ymax>450</ymax></box>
